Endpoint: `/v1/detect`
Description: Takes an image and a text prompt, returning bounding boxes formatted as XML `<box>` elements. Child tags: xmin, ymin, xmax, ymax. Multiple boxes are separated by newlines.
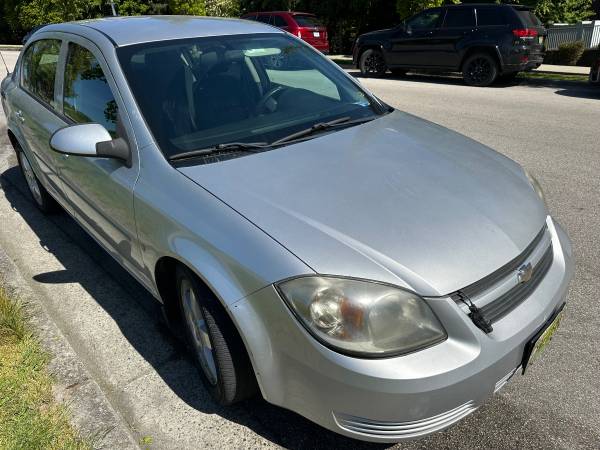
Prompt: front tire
<box><xmin>462</xmin><ymin>53</ymin><xmax>499</xmax><ymax>87</ymax></box>
<box><xmin>16</xmin><ymin>147</ymin><xmax>58</xmax><ymax>213</ymax></box>
<box><xmin>176</xmin><ymin>265</ymin><xmax>257</xmax><ymax>405</ymax></box>
<box><xmin>359</xmin><ymin>48</ymin><xmax>387</xmax><ymax>77</ymax></box>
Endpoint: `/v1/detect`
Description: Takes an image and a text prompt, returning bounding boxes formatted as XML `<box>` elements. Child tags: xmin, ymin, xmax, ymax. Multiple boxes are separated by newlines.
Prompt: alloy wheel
<box><xmin>466</xmin><ymin>57</ymin><xmax>493</xmax><ymax>85</ymax></box>
<box><xmin>180</xmin><ymin>278</ymin><xmax>218</xmax><ymax>386</ymax></box>
<box><xmin>363</xmin><ymin>51</ymin><xmax>386</xmax><ymax>76</ymax></box>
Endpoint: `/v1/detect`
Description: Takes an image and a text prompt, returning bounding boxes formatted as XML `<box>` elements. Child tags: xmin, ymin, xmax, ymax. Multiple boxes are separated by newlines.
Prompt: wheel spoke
<box><xmin>180</xmin><ymin>279</ymin><xmax>218</xmax><ymax>386</ymax></box>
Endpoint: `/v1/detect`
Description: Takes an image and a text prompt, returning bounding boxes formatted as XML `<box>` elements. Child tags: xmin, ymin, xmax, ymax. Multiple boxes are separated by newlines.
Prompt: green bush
<box><xmin>555</xmin><ymin>41</ymin><xmax>586</xmax><ymax>66</ymax></box>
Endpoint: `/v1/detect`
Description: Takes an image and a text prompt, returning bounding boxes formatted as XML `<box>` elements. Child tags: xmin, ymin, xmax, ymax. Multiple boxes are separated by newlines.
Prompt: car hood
<box><xmin>177</xmin><ymin>111</ymin><xmax>547</xmax><ymax>296</ymax></box>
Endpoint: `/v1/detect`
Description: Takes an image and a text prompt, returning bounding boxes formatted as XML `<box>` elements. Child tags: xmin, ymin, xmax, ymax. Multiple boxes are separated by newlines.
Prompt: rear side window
<box><xmin>476</xmin><ymin>7</ymin><xmax>509</xmax><ymax>26</ymax></box>
<box><xmin>443</xmin><ymin>8</ymin><xmax>476</xmax><ymax>28</ymax></box>
<box><xmin>272</xmin><ymin>15</ymin><xmax>288</xmax><ymax>27</ymax></box>
<box><xmin>63</xmin><ymin>43</ymin><xmax>118</xmax><ymax>136</ymax></box>
<box><xmin>21</xmin><ymin>39</ymin><xmax>61</xmax><ymax>107</ymax></box>
<box><xmin>256</xmin><ymin>15</ymin><xmax>271</xmax><ymax>24</ymax></box>
<box><xmin>293</xmin><ymin>15</ymin><xmax>323</xmax><ymax>27</ymax></box>
<box><xmin>514</xmin><ymin>8</ymin><xmax>542</xmax><ymax>26</ymax></box>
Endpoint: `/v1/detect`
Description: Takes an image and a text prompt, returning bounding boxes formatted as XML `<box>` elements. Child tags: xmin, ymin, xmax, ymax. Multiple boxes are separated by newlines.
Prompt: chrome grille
<box><xmin>452</xmin><ymin>225</ymin><xmax>553</xmax><ymax>324</ymax></box>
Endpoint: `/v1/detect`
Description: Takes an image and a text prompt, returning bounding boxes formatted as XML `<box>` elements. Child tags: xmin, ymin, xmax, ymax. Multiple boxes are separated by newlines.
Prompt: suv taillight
<box><xmin>513</xmin><ymin>29</ymin><xmax>538</xmax><ymax>38</ymax></box>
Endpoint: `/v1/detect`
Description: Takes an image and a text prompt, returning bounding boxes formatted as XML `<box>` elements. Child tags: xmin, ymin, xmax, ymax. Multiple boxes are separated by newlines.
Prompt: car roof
<box><xmin>40</xmin><ymin>15</ymin><xmax>283</xmax><ymax>47</ymax></box>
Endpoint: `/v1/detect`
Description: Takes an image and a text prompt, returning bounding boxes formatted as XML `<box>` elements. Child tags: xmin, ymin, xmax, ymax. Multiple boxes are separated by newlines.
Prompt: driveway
<box><xmin>1</xmin><ymin>53</ymin><xmax>599</xmax><ymax>448</ymax></box>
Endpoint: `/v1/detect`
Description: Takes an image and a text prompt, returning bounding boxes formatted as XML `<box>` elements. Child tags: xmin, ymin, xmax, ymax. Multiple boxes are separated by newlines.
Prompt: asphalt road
<box><xmin>1</xmin><ymin>52</ymin><xmax>600</xmax><ymax>449</ymax></box>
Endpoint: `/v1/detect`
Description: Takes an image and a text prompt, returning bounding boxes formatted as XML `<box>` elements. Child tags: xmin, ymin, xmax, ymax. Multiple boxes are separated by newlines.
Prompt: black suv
<box><xmin>353</xmin><ymin>3</ymin><xmax>546</xmax><ymax>86</ymax></box>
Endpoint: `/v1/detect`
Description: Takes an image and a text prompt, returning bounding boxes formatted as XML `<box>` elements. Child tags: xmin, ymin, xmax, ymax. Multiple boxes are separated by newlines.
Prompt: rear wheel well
<box><xmin>7</xmin><ymin>129</ymin><xmax>19</xmax><ymax>150</ymax></box>
<box><xmin>460</xmin><ymin>47</ymin><xmax>501</xmax><ymax>72</ymax></box>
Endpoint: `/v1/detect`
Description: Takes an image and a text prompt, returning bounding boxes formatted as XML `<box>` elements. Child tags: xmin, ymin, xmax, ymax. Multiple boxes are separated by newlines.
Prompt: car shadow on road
<box><xmin>554</xmin><ymin>85</ymin><xmax>600</xmax><ymax>100</ymax></box>
<box><xmin>0</xmin><ymin>163</ymin><xmax>389</xmax><ymax>450</ymax></box>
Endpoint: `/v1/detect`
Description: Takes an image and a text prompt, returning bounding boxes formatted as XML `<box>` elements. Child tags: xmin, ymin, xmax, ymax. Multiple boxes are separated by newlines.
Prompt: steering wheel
<box><xmin>255</xmin><ymin>85</ymin><xmax>285</xmax><ymax>114</ymax></box>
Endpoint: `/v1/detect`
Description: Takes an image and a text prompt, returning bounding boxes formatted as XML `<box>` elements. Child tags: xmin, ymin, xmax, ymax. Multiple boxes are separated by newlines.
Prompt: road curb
<box><xmin>0</xmin><ymin>245</ymin><xmax>140</xmax><ymax>449</ymax></box>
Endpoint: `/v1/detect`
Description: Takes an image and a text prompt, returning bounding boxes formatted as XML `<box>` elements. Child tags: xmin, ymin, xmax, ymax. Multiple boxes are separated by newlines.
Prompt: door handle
<box><xmin>15</xmin><ymin>110</ymin><xmax>25</xmax><ymax>123</ymax></box>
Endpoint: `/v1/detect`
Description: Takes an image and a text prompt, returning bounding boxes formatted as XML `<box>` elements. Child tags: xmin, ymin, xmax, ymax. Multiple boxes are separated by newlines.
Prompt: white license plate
<box><xmin>313</xmin><ymin>31</ymin><xmax>320</xmax><ymax>38</ymax></box>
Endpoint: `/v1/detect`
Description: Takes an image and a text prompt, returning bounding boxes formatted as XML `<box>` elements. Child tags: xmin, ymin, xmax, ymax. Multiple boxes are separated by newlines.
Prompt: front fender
<box><xmin>134</xmin><ymin>146</ymin><xmax>313</xmax><ymax>306</ymax></box>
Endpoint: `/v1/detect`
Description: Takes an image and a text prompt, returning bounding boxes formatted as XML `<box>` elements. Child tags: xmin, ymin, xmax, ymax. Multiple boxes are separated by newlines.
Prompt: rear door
<box><xmin>435</xmin><ymin>6</ymin><xmax>476</xmax><ymax>69</ymax></box>
<box><xmin>12</xmin><ymin>37</ymin><xmax>67</xmax><ymax>203</ymax></box>
<box><xmin>386</xmin><ymin>8</ymin><xmax>444</xmax><ymax>67</ymax></box>
<box><xmin>56</xmin><ymin>36</ymin><xmax>143</xmax><ymax>276</ymax></box>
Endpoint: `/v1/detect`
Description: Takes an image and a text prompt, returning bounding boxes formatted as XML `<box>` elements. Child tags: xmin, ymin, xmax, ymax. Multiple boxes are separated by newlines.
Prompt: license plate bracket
<box><xmin>521</xmin><ymin>303</ymin><xmax>565</xmax><ymax>374</ymax></box>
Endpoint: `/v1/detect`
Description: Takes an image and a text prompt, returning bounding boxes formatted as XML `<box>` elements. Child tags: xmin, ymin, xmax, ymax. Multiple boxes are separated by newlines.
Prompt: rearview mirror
<box><xmin>50</xmin><ymin>123</ymin><xmax>131</xmax><ymax>167</ymax></box>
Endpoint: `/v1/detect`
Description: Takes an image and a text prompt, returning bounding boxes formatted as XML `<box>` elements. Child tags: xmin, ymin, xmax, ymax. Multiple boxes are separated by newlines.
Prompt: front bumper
<box><xmin>230</xmin><ymin>217</ymin><xmax>573</xmax><ymax>442</ymax></box>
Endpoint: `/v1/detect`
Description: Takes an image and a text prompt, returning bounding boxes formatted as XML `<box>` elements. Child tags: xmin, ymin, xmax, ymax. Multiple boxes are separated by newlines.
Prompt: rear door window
<box><xmin>476</xmin><ymin>7</ymin><xmax>508</xmax><ymax>26</ymax></box>
<box><xmin>443</xmin><ymin>8</ymin><xmax>476</xmax><ymax>28</ymax></box>
<box><xmin>272</xmin><ymin>15</ymin><xmax>288</xmax><ymax>28</ymax></box>
<box><xmin>513</xmin><ymin>8</ymin><xmax>542</xmax><ymax>26</ymax></box>
<box><xmin>63</xmin><ymin>43</ymin><xmax>118</xmax><ymax>136</ymax></box>
<box><xmin>21</xmin><ymin>39</ymin><xmax>61</xmax><ymax>108</ymax></box>
<box><xmin>256</xmin><ymin>14</ymin><xmax>271</xmax><ymax>24</ymax></box>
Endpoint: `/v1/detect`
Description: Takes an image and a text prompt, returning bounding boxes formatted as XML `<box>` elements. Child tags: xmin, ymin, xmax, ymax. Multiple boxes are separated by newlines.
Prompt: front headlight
<box><xmin>276</xmin><ymin>276</ymin><xmax>447</xmax><ymax>357</ymax></box>
<box><xmin>524</xmin><ymin>168</ymin><xmax>546</xmax><ymax>207</ymax></box>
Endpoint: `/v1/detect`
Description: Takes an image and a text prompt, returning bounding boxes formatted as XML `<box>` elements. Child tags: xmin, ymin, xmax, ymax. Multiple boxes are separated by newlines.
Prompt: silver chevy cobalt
<box><xmin>1</xmin><ymin>16</ymin><xmax>573</xmax><ymax>442</ymax></box>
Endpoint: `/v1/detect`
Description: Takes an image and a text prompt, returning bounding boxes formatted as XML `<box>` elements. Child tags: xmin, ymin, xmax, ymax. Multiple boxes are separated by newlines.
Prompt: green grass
<box><xmin>0</xmin><ymin>287</ymin><xmax>90</xmax><ymax>450</ymax></box>
<box><xmin>517</xmin><ymin>71</ymin><xmax>589</xmax><ymax>83</ymax></box>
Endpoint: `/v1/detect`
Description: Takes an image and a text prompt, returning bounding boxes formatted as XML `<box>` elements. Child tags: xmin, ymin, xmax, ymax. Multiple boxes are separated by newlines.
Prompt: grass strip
<box><xmin>0</xmin><ymin>286</ymin><xmax>90</xmax><ymax>450</ymax></box>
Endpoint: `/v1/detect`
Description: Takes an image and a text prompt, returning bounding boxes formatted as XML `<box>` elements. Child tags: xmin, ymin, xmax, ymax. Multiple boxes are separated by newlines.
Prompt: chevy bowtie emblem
<box><xmin>517</xmin><ymin>262</ymin><xmax>533</xmax><ymax>284</ymax></box>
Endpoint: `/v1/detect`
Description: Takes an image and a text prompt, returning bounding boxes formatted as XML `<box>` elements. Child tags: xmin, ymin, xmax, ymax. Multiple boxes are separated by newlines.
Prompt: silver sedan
<box><xmin>0</xmin><ymin>16</ymin><xmax>573</xmax><ymax>442</ymax></box>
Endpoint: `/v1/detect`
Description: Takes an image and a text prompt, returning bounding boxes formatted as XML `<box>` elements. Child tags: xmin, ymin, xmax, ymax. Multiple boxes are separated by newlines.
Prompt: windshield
<box><xmin>117</xmin><ymin>34</ymin><xmax>384</xmax><ymax>162</ymax></box>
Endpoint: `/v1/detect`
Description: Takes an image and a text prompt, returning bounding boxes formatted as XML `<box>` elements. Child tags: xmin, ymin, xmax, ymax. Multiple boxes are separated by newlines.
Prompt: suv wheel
<box><xmin>16</xmin><ymin>147</ymin><xmax>58</xmax><ymax>213</ymax></box>
<box><xmin>176</xmin><ymin>265</ymin><xmax>257</xmax><ymax>405</ymax></box>
<box><xmin>359</xmin><ymin>48</ymin><xmax>387</xmax><ymax>77</ymax></box>
<box><xmin>463</xmin><ymin>53</ymin><xmax>498</xmax><ymax>87</ymax></box>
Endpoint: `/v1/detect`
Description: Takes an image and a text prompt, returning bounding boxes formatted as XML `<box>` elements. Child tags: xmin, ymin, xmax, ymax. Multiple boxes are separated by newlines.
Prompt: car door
<box><xmin>386</xmin><ymin>8</ymin><xmax>444</xmax><ymax>67</ymax></box>
<box><xmin>55</xmin><ymin>36</ymin><xmax>143</xmax><ymax>276</ymax></box>
<box><xmin>434</xmin><ymin>6</ymin><xmax>477</xmax><ymax>69</ymax></box>
<box><xmin>11</xmin><ymin>37</ymin><xmax>68</xmax><ymax>203</ymax></box>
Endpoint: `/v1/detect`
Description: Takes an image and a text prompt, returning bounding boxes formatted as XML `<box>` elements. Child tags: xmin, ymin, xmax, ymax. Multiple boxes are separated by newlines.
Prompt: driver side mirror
<box><xmin>50</xmin><ymin>123</ymin><xmax>132</xmax><ymax>168</ymax></box>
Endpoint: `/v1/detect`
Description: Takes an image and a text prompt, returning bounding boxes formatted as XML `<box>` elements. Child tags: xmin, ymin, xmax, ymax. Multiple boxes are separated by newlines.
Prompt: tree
<box><xmin>168</xmin><ymin>0</ymin><xmax>206</xmax><ymax>15</ymax></box>
<box><xmin>206</xmin><ymin>0</ymin><xmax>240</xmax><ymax>16</ymax></box>
<box><xmin>533</xmin><ymin>0</ymin><xmax>594</xmax><ymax>23</ymax></box>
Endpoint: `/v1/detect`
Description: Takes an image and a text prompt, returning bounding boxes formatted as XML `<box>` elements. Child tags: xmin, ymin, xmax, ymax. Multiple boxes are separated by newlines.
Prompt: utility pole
<box><xmin>109</xmin><ymin>0</ymin><xmax>117</xmax><ymax>16</ymax></box>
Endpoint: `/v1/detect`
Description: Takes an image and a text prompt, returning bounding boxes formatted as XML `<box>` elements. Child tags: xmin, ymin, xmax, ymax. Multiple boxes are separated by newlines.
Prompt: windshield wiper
<box><xmin>272</xmin><ymin>116</ymin><xmax>377</xmax><ymax>145</ymax></box>
<box><xmin>168</xmin><ymin>142</ymin><xmax>270</xmax><ymax>162</ymax></box>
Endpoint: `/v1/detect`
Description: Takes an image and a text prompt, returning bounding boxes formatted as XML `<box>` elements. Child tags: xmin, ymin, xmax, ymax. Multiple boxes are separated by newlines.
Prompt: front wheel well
<box><xmin>356</xmin><ymin>44</ymin><xmax>384</xmax><ymax>67</ymax></box>
<box><xmin>153</xmin><ymin>257</ymin><xmax>255</xmax><ymax>364</ymax></box>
